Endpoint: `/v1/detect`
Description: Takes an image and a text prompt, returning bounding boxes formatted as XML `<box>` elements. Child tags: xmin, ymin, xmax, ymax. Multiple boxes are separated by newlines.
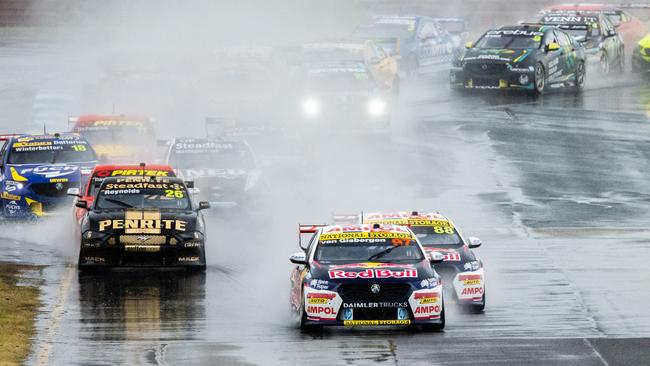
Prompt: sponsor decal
<box><xmin>414</xmin><ymin>292</ymin><xmax>440</xmax><ymax>304</ymax></box>
<box><xmin>95</xmin><ymin>169</ymin><xmax>170</xmax><ymax>178</ymax></box>
<box><xmin>320</xmin><ymin>232</ymin><xmax>412</xmax><ymax>240</ymax></box>
<box><xmin>84</xmin><ymin>256</ymin><xmax>105</xmax><ymax>263</ymax></box>
<box><xmin>459</xmin><ymin>274</ymin><xmax>482</xmax><ymax>285</ymax></box>
<box><xmin>461</xmin><ymin>287</ymin><xmax>484</xmax><ymax>296</ymax></box>
<box><xmin>18</xmin><ymin>165</ymin><xmax>79</xmax><ymax>179</ymax></box>
<box><xmin>307</xmin><ymin>292</ymin><xmax>336</xmax><ymax>304</ymax></box>
<box><xmin>328</xmin><ymin>269</ymin><xmax>418</xmax><ymax>279</ymax></box>
<box><xmin>414</xmin><ymin>305</ymin><xmax>441</xmax><ymax>314</ymax></box>
<box><xmin>178</xmin><ymin>256</ymin><xmax>200</xmax><ymax>262</ymax></box>
<box><xmin>309</xmin><ymin>279</ymin><xmax>330</xmax><ymax>290</ymax></box>
<box><xmin>49</xmin><ymin>178</ymin><xmax>68</xmax><ymax>183</ymax></box>
<box><xmin>329</xmin><ymin>262</ymin><xmax>413</xmax><ymax>270</ymax></box>
<box><xmin>343</xmin><ymin>302</ymin><xmax>408</xmax><ymax>308</ymax></box>
<box><xmin>344</xmin><ymin>320</ymin><xmax>411</xmax><ymax>326</ymax></box>
<box><xmin>184</xmin><ymin>242</ymin><xmax>202</xmax><ymax>248</ymax></box>
<box><xmin>426</xmin><ymin>248</ymin><xmax>461</xmax><ymax>261</ymax></box>
<box><xmin>1</xmin><ymin>192</ymin><xmax>20</xmax><ymax>200</ymax></box>
<box><xmin>306</xmin><ymin>306</ymin><xmax>337</xmax><ymax>315</ymax></box>
<box><xmin>125</xmin><ymin>245</ymin><xmax>160</xmax><ymax>252</ymax></box>
<box><xmin>98</xmin><ymin>210</ymin><xmax>187</xmax><ymax>233</ymax></box>
<box><xmin>324</xmin><ymin>225</ymin><xmax>411</xmax><ymax>234</ymax></box>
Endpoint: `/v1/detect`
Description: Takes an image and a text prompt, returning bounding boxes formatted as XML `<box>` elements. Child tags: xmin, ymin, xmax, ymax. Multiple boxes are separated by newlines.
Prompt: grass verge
<box><xmin>0</xmin><ymin>263</ymin><xmax>41</xmax><ymax>366</ymax></box>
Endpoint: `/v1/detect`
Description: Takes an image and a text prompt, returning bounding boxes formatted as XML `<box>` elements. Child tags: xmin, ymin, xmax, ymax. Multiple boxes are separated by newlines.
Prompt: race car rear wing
<box><xmin>0</xmin><ymin>134</ymin><xmax>20</xmax><ymax>141</ymax></box>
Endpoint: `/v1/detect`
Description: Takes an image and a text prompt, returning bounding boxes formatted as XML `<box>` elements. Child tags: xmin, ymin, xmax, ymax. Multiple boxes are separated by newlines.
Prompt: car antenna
<box><xmin>360</xmin><ymin>210</ymin><xmax>364</xmax><ymax>224</ymax></box>
<box><xmin>140</xmin><ymin>162</ymin><xmax>145</xmax><ymax>177</ymax></box>
<box><xmin>43</xmin><ymin>122</ymin><xmax>47</xmax><ymax>135</ymax></box>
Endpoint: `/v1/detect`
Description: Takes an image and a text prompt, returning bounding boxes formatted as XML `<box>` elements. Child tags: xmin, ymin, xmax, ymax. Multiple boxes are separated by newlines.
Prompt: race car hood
<box><xmin>87</xmin><ymin>209</ymin><xmax>199</xmax><ymax>235</ymax></box>
<box><xmin>5</xmin><ymin>163</ymin><xmax>93</xmax><ymax>184</ymax></box>
<box><xmin>461</xmin><ymin>48</ymin><xmax>535</xmax><ymax>65</ymax></box>
<box><xmin>310</xmin><ymin>260</ymin><xmax>436</xmax><ymax>282</ymax></box>
<box><xmin>178</xmin><ymin>168</ymin><xmax>248</xmax><ymax>180</ymax></box>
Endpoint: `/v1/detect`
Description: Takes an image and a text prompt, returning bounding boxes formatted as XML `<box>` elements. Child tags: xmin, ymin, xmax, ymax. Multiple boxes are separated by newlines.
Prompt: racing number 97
<box><xmin>165</xmin><ymin>190</ymin><xmax>185</xmax><ymax>198</ymax></box>
<box><xmin>392</xmin><ymin>238</ymin><xmax>411</xmax><ymax>246</ymax></box>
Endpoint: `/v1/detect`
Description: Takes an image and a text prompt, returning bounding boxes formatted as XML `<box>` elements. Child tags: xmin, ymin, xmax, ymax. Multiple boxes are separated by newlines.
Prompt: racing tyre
<box><xmin>299</xmin><ymin>301</ymin><xmax>323</xmax><ymax>332</ymax></box>
<box><xmin>533</xmin><ymin>63</ymin><xmax>546</xmax><ymax>94</ymax></box>
<box><xmin>470</xmin><ymin>293</ymin><xmax>486</xmax><ymax>313</ymax></box>
<box><xmin>600</xmin><ymin>52</ymin><xmax>610</xmax><ymax>76</ymax></box>
<box><xmin>571</xmin><ymin>61</ymin><xmax>586</xmax><ymax>92</ymax></box>
<box><xmin>422</xmin><ymin>309</ymin><xmax>445</xmax><ymax>332</ymax></box>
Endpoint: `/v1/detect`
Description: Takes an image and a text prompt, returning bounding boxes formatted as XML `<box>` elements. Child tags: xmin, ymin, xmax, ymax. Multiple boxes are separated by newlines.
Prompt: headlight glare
<box><xmin>367</xmin><ymin>98</ymin><xmax>387</xmax><ymax>117</ymax></box>
<box><xmin>302</xmin><ymin>98</ymin><xmax>321</xmax><ymax>117</ymax></box>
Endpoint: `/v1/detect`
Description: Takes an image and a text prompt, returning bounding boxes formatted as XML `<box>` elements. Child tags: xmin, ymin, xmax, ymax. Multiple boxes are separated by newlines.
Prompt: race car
<box><xmin>69</xmin><ymin>114</ymin><xmax>157</xmax><ymax>163</ymax></box>
<box><xmin>537</xmin><ymin>12</ymin><xmax>625</xmax><ymax>74</ymax></box>
<box><xmin>165</xmin><ymin>137</ymin><xmax>262</xmax><ymax>208</ymax></box>
<box><xmin>292</xmin><ymin>40</ymin><xmax>398</xmax><ymax>130</ymax></box>
<box><xmin>289</xmin><ymin>223</ymin><xmax>446</xmax><ymax>331</ymax></box>
<box><xmin>360</xmin><ymin>211</ymin><xmax>485</xmax><ymax>312</ymax></box>
<box><xmin>68</xmin><ymin>163</ymin><xmax>176</xmax><ymax>224</ymax></box>
<box><xmin>544</xmin><ymin>4</ymin><xmax>647</xmax><ymax>50</ymax></box>
<box><xmin>432</xmin><ymin>17</ymin><xmax>470</xmax><ymax>49</ymax></box>
<box><xmin>75</xmin><ymin>176</ymin><xmax>209</xmax><ymax>269</ymax></box>
<box><xmin>354</xmin><ymin>15</ymin><xmax>455</xmax><ymax>78</ymax></box>
<box><xmin>632</xmin><ymin>34</ymin><xmax>650</xmax><ymax>73</ymax></box>
<box><xmin>0</xmin><ymin>133</ymin><xmax>97</xmax><ymax>219</ymax></box>
<box><xmin>450</xmin><ymin>25</ymin><xmax>587</xmax><ymax>94</ymax></box>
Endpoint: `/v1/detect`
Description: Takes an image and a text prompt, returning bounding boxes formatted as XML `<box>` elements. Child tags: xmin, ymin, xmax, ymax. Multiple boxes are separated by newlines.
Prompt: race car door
<box><xmin>555</xmin><ymin>30</ymin><xmax>577</xmax><ymax>80</ymax></box>
<box><xmin>365</xmin><ymin>42</ymin><xmax>397</xmax><ymax>91</ymax></box>
<box><xmin>416</xmin><ymin>21</ymin><xmax>451</xmax><ymax>71</ymax></box>
<box><xmin>543</xmin><ymin>30</ymin><xmax>565</xmax><ymax>83</ymax></box>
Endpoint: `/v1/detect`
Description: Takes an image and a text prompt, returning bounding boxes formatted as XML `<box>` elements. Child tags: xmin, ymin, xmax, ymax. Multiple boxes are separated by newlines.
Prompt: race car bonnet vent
<box><xmin>411</xmin><ymin>211</ymin><xmax>419</xmax><ymax>216</ymax></box>
<box><xmin>373</xmin><ymin>223</ymin><xmax>381</xmax><ymax>229</ymax></box>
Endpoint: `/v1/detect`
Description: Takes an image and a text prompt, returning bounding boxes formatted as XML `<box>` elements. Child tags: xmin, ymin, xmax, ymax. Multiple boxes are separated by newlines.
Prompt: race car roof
<box><xmin>100</xmin><ymin>175</ymin><xmax>184</xmax><ymax>185</ymax></box>
<box><xmin>362</xmin><ymin>211</ymin><xmax>451</xmax><ymax>224</ymax></box>
<box><xmin>71</xmin><ymin>114</ymin><xmax>153</xmax><ymax>128</ymax></box>
<box><xmin>91</xmin><ymin>164</ymin><xmax>175</xmax><ymax>175</ymax></box>
<box><xmin>371</xmin><ymin>15</ymin><xmax>419</xmax><ymax>23</ymax></box>
<box><xmin>548</xmin><ymin>3</ymin><xmax>616</xmax><ymax>11</ymax></box>
<box><xmin>11</xmin><ymin>133</ymin><xmax>85</xmax><ymax>142</ymax></box>
<box><xmin>319</xmin><ymin>223</ymin><xmax>414</xmax><ymax>235</ymax></box>
<box><xmin>540</xmin><ymin>12</ymin><xmax>600</xmax><ymax>24</ymax></box>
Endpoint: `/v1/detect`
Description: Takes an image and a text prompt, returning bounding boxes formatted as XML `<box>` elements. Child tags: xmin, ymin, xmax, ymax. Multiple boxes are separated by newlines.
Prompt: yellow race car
<box><xmin>632</xmin><ymin>34</ymin><xmax>650</xmax><ymax>73</ymax></box>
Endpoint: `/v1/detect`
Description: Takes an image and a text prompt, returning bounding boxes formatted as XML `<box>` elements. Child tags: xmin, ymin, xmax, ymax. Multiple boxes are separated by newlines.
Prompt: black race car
<box><xmin>450</xmin><ymin>25</ymin><xmax>587</xmax><ymax>93</ymax></box>
<box><xmin>165</xmin><ymin>137</ymin><xmax>262</xmax><ymax>208</ymax></box>
<box><xmin>289</xmin><ymin>224</ymin><xmax>446</xmax><ymax>331</ymax></box>
<box><xmin>537</xmin><ymin>12</ymin><xmax>625</xmax><ymax>75</ymax></box>
<box><xmin>76</xmin><ymin>176</ymin><xmax>210</xmax><ymax>270</ymax></box>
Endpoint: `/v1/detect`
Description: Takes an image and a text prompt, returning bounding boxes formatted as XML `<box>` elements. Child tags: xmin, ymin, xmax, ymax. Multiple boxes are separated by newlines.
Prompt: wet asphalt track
<box><xmin>5</xmin><ymin>7</ymin><xmax>650</xmax><ymax>366</ymax></box>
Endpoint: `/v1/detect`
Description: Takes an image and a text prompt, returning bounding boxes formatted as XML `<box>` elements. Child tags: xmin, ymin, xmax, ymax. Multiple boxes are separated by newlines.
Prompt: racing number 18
<box><xmin>71</xmin><ymin>144</ymin><xmax>87</xmax><ymax>151</ymax></box>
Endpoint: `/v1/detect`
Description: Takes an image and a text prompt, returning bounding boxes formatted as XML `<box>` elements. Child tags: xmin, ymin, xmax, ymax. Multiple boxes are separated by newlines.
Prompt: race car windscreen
<box><xmin>95</xmin><ymin>180</ymin><xmax>190</xmax><ymax>210</ymax></box>
<box><xmin>314</xmin><ymin>232</ymin><xmax>424</xmax><ymax>262</ymax></box>
<box><xmin>437</xmin><ymin>20</ymin><xmax>466</xmax><ymax>34</ymax></box>
<box><xmin>476</xmin><ymin>31</ymin><xmax>542</xmax><ymax>49</ymax></box>
<box><xmin>303</xmin><ymin>65</ymin><xmax>375</xmax><ymax>92</ymax></box>
<box><xmin>168</xmin><ymin>141</ymin><xmax>253</xmax><ymax>169</ymax></box>
<box><xmin>8</xmin><ymin>139</ymin><xmax>96</xmax><ymax>164</ymax></box>
<box><xmin>409</xmin><ymin>225</ymin><xmax>463</xmax><ymax>247</ymax></box>
<box><xmin>78</xmin><ymin>124</ymin><xmax>154</xmax><ymax>146</ymax></box>
<box><xmin>355</xmin><ymin>22</ymin><xmax>415</xmax><ymax>38</ymax></box>
<box><xmin>87</xmin><ymin>169</ymin><xmax>175</xmax><ymax>197</ymax></box>
<box><xmin>301</xmin><ymin>44</ymin><xmax>365</xmax><ymax>62</ymax></box>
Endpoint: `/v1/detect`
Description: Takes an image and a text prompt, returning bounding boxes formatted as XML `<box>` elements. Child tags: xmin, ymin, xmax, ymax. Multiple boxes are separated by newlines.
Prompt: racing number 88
<box><xmin>165</xmin><ymin>190</ymin><xmax>185</xmax><ymax>198</ymax></box>
<box><xmin>433</xmin><ymin>226</ymin><xmax>455</xmax><ymax>234</ymax></box>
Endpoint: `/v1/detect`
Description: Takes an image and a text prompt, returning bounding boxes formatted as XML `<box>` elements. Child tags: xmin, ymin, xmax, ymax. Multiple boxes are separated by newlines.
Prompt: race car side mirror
<box><xmin>465</xmin><ymin>41</ymin><xmax>473</xmax><ymax>49</ymax></box>
<box><xmin>67</xmin><ymin>187</ymin><xmax>81</xmax><ymax>197</ymax></box>
<box><xmin>546</xmin><ymin>42</ymin><xmax>560</xmax><ymax>52</ymax></box>
<box><xmin>75</xmin><ymin>200</ymin><xmax>88</xmax><ymax>209</ymax></box>
<box><xmin>429</xmin><ymin>251</ymin><xmax>445</xmax><ymax>264</ymax></box>
<box><xmin>468</xmin><ymin>236</ymin><xmax>482</xmax><ymax>248</ymax></box>
<box><xmin>197</xmin><ymin>201</ymin><xmax>210</xmax><ymax>211</ymax></box>
<box><xmin>289</xmin><ymin>252</ymin><xmax>307</xmax><ymax>265</ymax></box>
<box><xmin>184</xmin><ymin>181</ymin><xmax>194</xmax><ymax>189</ymax></box>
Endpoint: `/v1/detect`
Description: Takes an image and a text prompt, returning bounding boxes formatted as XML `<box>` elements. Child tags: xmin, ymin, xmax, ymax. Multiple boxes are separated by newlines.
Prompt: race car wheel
<box><xmin>600</xmin><ymin>52</ymin><xmax>610</xmax><ymax>76</ymax></box>
<box><xmin>422</xmin><ymin>309</ymin><xmax>445</xmax><ymax>332</ymax></box>
<box><xmin>470</xmin><ymin>293</ymin><xmax>486</xmax><ymax>313</ymax></box>
<box><xmin>299</xmin><ymin>300</ymin><xmax>323</xmax><ymax>332</ymax></box>
<box><xmin>533</xmin><ymin>63</ymin><xmax>546</xmax><ymax>94</ymax></box>
<box><xmin>572</xmin><ymin>61</ymin><xmax>586</xmax><ymax>91</ymax></box>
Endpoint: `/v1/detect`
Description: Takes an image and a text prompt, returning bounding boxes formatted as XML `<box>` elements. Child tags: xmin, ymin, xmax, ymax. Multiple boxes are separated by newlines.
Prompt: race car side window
<box><xmin>418</xmin><ymin>22</ymin><xmax>438</xmax><ymax>40</ymax></box>
<box><xmin>0</xmin><ymin>141</ymin><xmax>7</xmax><ymax>167</ymax></box>
<box><xmin>542</xmin><ymin>31</ymin><xmax>557</xmax><ymax>47</ymax></box>
<box><xmin>556</xmin><ymin>31</ymin><xmax>572</xmax><ymax>49</ymax></box>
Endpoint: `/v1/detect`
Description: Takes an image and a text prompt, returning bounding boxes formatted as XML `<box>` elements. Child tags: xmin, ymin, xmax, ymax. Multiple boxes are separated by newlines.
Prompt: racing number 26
<box><xmin>165</xmin><ymin>190</ymin><xmax>185</xmax><ymax>198</ymax></box>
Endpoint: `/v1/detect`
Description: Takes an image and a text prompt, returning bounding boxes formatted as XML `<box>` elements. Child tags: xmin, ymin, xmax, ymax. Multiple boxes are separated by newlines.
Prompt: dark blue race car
<box><xmin>0</xmin><ymin>133</ymin><xmax>97</xmax><ymax>219</ymax></box>
<box><xmin>354</xmin><ymin>15</ymin><xmax>456</xmax><ymax>78</ymax></box>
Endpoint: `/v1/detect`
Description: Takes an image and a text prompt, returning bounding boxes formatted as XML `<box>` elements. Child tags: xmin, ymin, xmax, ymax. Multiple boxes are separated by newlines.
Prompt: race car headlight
<box><xmin>5</xmin><ymin>180</ymin><xmax>24</xmax><ymax>191</ymax></box>
<box><xmin>302</xmin><ymin>98</ymin><xmax>321</xmax><ymax>117</ymax></box>
<box><xmin>418</xmin><ymin>277</ymin><xmax>439</xmax><ymax>289</ymax></box>
<box><xmin>180</xmin><ymin>231</ymin><xmax>205</xmax><ymax>241</ymax></box>
<box><xmin>463</xmin><ymin>260</ymin><xmax>481</xmax><ymax>271</ymax></box>
<box><xmin>367</xmin><ymin>98</ymin><xmax>387</xmax><ymax>117</ymax></box>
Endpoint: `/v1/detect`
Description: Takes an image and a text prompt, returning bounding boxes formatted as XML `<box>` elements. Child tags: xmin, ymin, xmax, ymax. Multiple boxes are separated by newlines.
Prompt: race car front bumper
<box><xmin>302</xmin><ymin>286</ymin><xmax>444</xmax><ymax>327</ymax></box>
<box><xmin>450</xmin><ymin>66</ymin><xmax>536</xmax><ymax>91</ymax></box>
<box><xmin>451</xmin><ymin>268</ymin><xmax>485</xmax><ymax>306</ymax></box>
<box><xmin>78</xmin><ymin>235</ymin><xmax>206</xmax><ymax>268</ymax></box>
